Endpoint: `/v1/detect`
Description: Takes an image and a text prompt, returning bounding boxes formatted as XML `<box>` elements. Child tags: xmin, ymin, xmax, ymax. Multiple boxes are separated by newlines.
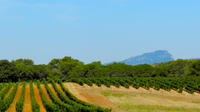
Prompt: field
<box><xmin>66</xmin><ymin>82</ymin><xmax>200</xmax><ymax>112</ymax></box>
<box><xmin>0</xmin><ymin>81</ymin><xmax>110</xmax><ymax>112</ymax></box>
<box><xmin>0</xmin><ymin>77</ymin><xmax>200</xmax><ymax>112</ymax></box>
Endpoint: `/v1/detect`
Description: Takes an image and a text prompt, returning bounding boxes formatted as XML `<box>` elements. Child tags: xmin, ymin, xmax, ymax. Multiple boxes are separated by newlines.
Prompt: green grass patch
<box><xmin>117</xmin><ymin>104</ymin><xmax>200</xmax><ymax>112</ymax></box>
<box><xmin>102</xmin><ymin>91</ymin><xmax>126</xmax><ymax>97</ymax></box>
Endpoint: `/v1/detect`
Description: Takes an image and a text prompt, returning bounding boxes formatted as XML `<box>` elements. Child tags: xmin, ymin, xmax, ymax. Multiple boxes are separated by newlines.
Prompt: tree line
<box><xmin>0</xmin><ymin>57</ymin><xmax>200</xmax><ymax>82</ymax></box>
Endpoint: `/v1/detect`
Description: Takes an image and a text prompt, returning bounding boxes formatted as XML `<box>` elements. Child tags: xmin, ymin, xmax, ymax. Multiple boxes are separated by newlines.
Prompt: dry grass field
<box><xmin>65</xmin><ymin>82</ymin><xmax>200</xmax><ymax>112</ymax></box>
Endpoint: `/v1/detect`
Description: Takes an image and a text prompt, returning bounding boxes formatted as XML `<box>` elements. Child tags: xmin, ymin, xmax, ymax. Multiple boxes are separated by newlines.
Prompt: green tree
<box><xmin>184</xmin><ymin>60</ymin><xmax>200</xmax><ymax>76</ymax></box>
<box><xmin>68</xmin><ymin>61</ymin><xmax>108</xmax><ymax>78</ymax></box>
<box><xmin>155</xmin><ymin>59</ymin><xmax>191</xmax><ymax>76</ymax></box>
<box><xmin>15</xmin><ymin>64</ymin><xmax>33</xmax><ymax>81</ymax></box>
<box><xmin>0</xmin><ymin>60</ymin><xmax>18</xmax><ymax>82</ymax></box>
<box><xmin>106</xmin><ymin>63</ymin><xmax>133</xmax><ymax>77</ymax></box>
<box><xmin>12</xmin><ymin>59</ymin><xmax>34</xmax><ymax>65</ymax></box>
<box><xmin>48</xmin><ymin>56</ymin><xmax>83</xmax><ymax>79</ymax></box>
<box><xmin>131</xmin><ymin>64</ymin><xmax>155</xmax><ymax>77</ymax></box>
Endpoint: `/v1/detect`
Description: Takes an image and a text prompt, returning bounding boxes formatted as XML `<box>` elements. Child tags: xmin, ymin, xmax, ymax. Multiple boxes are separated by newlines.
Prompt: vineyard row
<box><xmin>0</xmin><ymin>81</ymin><xmax>110</xmax><ymax>112</ymax></box>
<box><xmin>68</xmin><ymin>77</ymin><xmax>200</xmax><ymax>93</ymax></box>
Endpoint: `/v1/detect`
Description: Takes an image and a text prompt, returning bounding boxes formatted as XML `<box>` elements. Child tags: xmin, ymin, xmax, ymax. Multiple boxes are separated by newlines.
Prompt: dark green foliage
<box><xmin>68</xmin><ymin>59</ymin><xmax>200</xmax><ymax>78</ymax></box>
<box><xmin>12</xmin><ymin>59</ymin><xmax>34</xmax><ymax>65</ymax></box>
<box><xmin>185</xmin><ymin>60</ymin><xmax>200</xmax><ymax>76</ymax></box>
<box><xmin>0</xmin><ymin>60</ymin><xmax>18</xmax><ymax>82</ymax></box>
<box><xmin>15</xmin><ymin>64</ymin><xmax>49</xmax><ymax>82</ymax></box>
<box><xmin>131</xmin><ymin>64</ymin><xmax>155</xmax><ymax>77</ymax></box>
<box><xmin>48</xmin><ymin>56</ymin><xmax>84</xmax><ymax>79</ymax></box>
<box><xmin>0</xmin><ymin>59</ymin><xmax>50</xmax><ymax>82</ymax></box>
<box><xmin>154</xmin><ymin>59</ymin><xmax>192</xmax><ymax>77</ymax></box>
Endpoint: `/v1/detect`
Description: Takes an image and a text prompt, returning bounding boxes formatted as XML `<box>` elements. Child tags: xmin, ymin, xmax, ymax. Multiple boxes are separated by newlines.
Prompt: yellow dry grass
<box><xmin>64</xmin><ymin>83</ymin><xmax>120</xmax><ymax>111</ymax></box>
<box><xmin>65</xmin><ymin>82</ymin><xmax>200</xmax><ymax>112</ymax></box>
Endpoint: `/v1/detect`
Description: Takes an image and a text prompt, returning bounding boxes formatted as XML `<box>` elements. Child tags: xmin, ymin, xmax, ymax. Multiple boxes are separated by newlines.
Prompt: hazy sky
<box><xmin>0</xmin><ymin>0</ymin><xmax>200</xmax><ymax>64</ymax></box>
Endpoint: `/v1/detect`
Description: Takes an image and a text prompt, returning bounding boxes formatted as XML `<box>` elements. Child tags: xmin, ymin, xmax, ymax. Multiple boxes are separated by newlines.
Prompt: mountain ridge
<box><xmin>106</xmin><ymin>50</ymin><xmax>174</xmax><ymax>65</ymax></box>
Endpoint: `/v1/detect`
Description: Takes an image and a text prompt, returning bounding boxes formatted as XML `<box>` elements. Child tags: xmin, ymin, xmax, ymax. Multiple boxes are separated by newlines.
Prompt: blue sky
<box><xmin>0</xmin><ymin>0</ymin><xmax>200</xmax><ymax>64</ymax></box>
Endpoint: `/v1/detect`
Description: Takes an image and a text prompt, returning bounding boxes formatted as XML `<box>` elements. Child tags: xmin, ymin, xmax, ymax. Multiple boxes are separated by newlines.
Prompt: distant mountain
<box><xmin>106</xmin><ymin>50</ymin><xmax>174</xmax><ymax>65</ymax></box>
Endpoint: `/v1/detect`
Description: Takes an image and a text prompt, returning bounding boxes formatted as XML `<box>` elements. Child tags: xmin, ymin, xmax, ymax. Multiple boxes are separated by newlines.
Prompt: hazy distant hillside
<box><xmin>106</xmin><ymin>50</ymin><xmax>174</xmax><ymax>65</ymax></box>
<box><xmin>122</xmin><ymin>50</ymin><xmax>174</xmax><ymax>65</ymax></box>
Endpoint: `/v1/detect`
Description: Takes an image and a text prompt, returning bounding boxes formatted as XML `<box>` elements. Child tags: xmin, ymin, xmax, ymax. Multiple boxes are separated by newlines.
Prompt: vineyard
<box><xmin>0</xmin><ymin>77</ymin><xmax>200</xmax><ymax>112</ymax></box>
<box><xmin>0</xmin><ymin>81</ymin><xmax>110</xmax><ymax>112</ymax></box>
<box><xmin>68</xmin><ymin>77</ymin><xmax>200</xmax><ymax>94</ymax></box>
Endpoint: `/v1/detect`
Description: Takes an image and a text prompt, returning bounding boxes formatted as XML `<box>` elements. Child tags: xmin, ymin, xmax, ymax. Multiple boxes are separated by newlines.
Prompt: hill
<box><xmin>106</xmin><ymin>50</ymin><xmax>174</xmax><ymax>65</ymax></box>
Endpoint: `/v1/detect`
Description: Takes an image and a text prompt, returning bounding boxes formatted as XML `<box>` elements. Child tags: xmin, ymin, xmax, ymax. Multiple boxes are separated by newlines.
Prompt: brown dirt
<box><xmin>119</xmin><ymin>86</ymin><xmax>126</xmax><ymax>89</ymax></box>
<box><xmin>23</xmin><ymin>85</ymin><xmax>31</xmax><ymax>112</ymax></box>
<box><xmin>40</xmin><ymin>84</ymin><xmax>52</xmax><ymax>102</ymax></box>
<box><xmin>169</xmin><ymin>89</ymin><xmax>180</xmax><ymax>95</ymax></box>
<box><xmin>128</xmin><ymin>87</ymin><xmax>140</xmax><ymax>92</ymax></box>
<box><xmin>92</xmin><ymin>84</ymin><xmax>99</xmax><ymax>88</ymax></box>
<box><xmin>101</xmin><ymin>84</ymin><xmax>107</xmax><ymax>89</ymax></box>
<box><xmin>4</xmin><ymin>88</ymin><xmax>13</xmax><ymax>99</ymax></box>
<box><xmin>149</xmin><ymin>88</ymin><xmax>158</xmax><ymax>92</ymax></box>
<box><xmin>6</xmin><ymin>86</ymin><xmax>22</xmax><ymax>112</ymax></box>
<box><xmin>194</xmin><ymin>92</ymin><xmax>200</xmax><ymax>96</ymax></box>
<box><xmin>73</xmin><ymin>83</ymin><xmax>81</xmax><ymax>87</ymax></box>
<box><xmin>182</xmin><ymin>91</ymin><xmax>190</xmax><ymax>96</ymax></box>
<box><xmin>110</xmin><ymin>85</ymin><xmax>116</xmax><ymax>89</ymax></box>
<box><xmin>48</xmin><ymin>84</ymin><xmax>60</xmax><ymax>100</ymax></box>
<box><xmin>159</xmin><ymin>88</ymin><xmax>169</xmax><ymax>93</ymax></box>
<box><xmin>33</xmin><ymin>84</ymin><xmax>46</xmax><ymax>112</ymax></box>
<box><xmin>138</xmin><ymin>87</ymin><xmax>148</xmax><ymax>92</ymax></box>
<box><xmin>128</xmin><ymin>86</ymin><xmax>134</xmax><ymax>89</ymax></box>
<box><xmin>83</xmin><ymin>84</ymin><xmax>90</xmax><ymax>88</ymax></box>
<box><xmin>64</xmin><ymin>83</ymin><xmax>120</xmax><ymax>111</ymax></box>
